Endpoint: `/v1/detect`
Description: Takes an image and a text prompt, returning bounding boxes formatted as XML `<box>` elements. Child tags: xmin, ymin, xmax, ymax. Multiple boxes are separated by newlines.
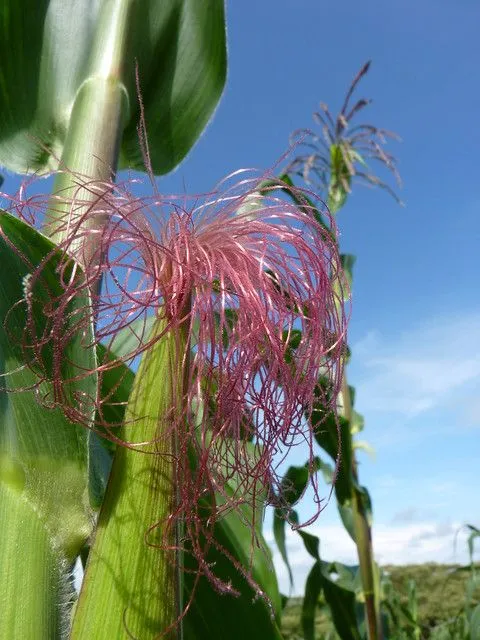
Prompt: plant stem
<box><xmin>42</xmin><ymin>0</ymin><xmax>132</xmax><ymax>265</ymax></box>
<box><xmin>71</xmin><ymin>314</ymin><xmax>189</xmax><ymax>639</ymax></box>
<box><xmin>341</xmin><ymin>375</ymin><xmax>382</xmax><ymax>640</ymax></box>
<box><xmin>325</xmin><ymin>178</ymin><xmax>383</xmax><ymax>639</ymax></box>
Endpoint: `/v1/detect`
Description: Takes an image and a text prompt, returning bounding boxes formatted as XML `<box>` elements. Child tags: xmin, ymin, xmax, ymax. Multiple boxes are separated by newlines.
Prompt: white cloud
<box><xmin>463</xmin><ymin>393</ymin><xmax>480</xmax><ymax>427</ymax></box>
<box><xmin>352</xmin><ymin>312</ymin><xmax>480</xmax><ymax>419</ymax></box>
<box><xmin>391</xmin><ymin>506</ymin><xmax>424</xmax><ymax>524</ymax></box>
<box><xmin>266</xmin><ymin>519</ymin><xmax>476</xmax><ymax>595</ymax></box>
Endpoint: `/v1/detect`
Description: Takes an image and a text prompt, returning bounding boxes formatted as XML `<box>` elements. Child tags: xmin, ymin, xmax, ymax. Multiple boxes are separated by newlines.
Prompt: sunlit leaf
<box><xmin>351</xmin><ymin>410</ymin><xmax>365</xmax><ymax>435</ymax></box>
<box><xmin>0</xmin><ymin>212</ymin><xmax>95</xmax><ymax>552</ymax></box>
<box><xmin>0</xmin><ymin>0</ymin><xmax>227</xmax><ymax>175</ymax></box>
<box><xmin>0</xmin><ymin>212</ymin><xmax>95</xmax><ymax>636</ymax></box>
<box><xmin>83</xmin><ymin>318</ymin><xmax>282</xmax><ymax>639</ymax></box>
<box><xmin>298</xmin><ymin>530</ymin><xmax>320</xmax><ymax>562</ymax></box>
<box><xmin>353</xmin><ymin>440</ymin><xmax>375</xmax><ymax>460</ymax></box>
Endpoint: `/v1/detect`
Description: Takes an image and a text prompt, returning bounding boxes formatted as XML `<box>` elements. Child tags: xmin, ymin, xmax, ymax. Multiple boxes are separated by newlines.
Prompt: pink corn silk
<box><xmin>1</xmin><ymin>170</ymin><xmax>349</xmax><ymax>599</ymax></box>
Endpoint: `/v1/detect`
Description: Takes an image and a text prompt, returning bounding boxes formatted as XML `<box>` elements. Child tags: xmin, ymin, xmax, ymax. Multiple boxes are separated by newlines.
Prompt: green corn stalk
<box><xmin>260</xmin><ymin>168</ymin><xmax>385</xmax><ymax>639</ymax></box>
<box><xmin>42</xmin><ymin>0</ymin><xmax>131</xmax><ymax>261</ymax></box>
<box><xmin>294</xmin><ymin>64</ymin><xmax>400</xmax><ymax>638</ymax></box>
<box><xmin>71</xmin><ymin>315</ymin><xmax>188</xmax><ymax>639</ymax></box>
<box><xmin>326</xmin><ymin>154</ymin><xmax>383</xmax><ymax>639</ymax></box>
<box><xmin>340</xmin><ymin>376</ymin><xmax>382</xmax><ymax>640</ymax></box>
<box><xmin>269</xmin><ymin>169</ymin><xmax>384</xmax><ymax>639</ymax></box>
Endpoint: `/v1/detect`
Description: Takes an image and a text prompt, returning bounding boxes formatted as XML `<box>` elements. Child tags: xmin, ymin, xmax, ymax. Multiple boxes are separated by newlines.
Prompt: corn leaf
<box><xmin>470</xmin><ymin>604</ymin><xmax>480</xmax><ymax>640</ymax></box>
<box><xmin>302</xmin><ymin>561</ymin><xmax>324</xmax><ymax>640</ymax></box>
<box><xmin>0</xmin><ymin>0</ymin><xmax>227</xmax><ymax>176</ymax></box>
<box><xmin>0</xmin><ymin>212</ymin><xmax>96</xmax><ymax>637</ymax></box>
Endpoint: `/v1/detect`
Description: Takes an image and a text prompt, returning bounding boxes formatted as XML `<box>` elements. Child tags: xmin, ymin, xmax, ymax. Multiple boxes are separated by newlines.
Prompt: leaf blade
<box><xmin>0</xmin><ymin>0</ymin><xmax>227</xmax><ymax>176</ymax></box>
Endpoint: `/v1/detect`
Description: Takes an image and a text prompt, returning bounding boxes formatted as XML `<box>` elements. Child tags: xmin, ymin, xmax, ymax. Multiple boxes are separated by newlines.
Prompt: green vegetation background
<box><xmin>281</xmin><ymin>563</ymin><xmax>480</xmax><ymax>639</ymax></box>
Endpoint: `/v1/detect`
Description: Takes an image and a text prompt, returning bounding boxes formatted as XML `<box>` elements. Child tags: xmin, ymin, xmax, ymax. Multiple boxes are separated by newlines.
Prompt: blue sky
<box><xmin>2</xmin><ymin>0</ymin><xmax>479</xmax><ymax>595</ymax></box>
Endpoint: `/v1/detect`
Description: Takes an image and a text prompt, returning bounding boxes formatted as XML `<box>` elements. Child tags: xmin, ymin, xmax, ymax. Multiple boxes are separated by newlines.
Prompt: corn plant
<box><xmin>0</xmin><ymin>2</ymin><xmax>349</xmax><ymax>639</ymax></box>
<box><xmin>269</xmin><ymin>63</ymin><xmax>402</xmax><ymax>640</ymax></box>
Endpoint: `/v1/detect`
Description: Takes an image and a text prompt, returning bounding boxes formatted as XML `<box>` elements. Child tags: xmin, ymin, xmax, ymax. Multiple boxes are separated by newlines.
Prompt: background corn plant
<box><xmin>263</xmin><ymin>63</ymin><xmax>402</xmax><ymax>640</ymax></box>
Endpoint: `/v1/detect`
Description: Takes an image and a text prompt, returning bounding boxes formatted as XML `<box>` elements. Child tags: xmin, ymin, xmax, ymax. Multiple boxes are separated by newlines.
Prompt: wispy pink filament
<box><xmin>1</xmin><ymin>169</ymin><xmax>348</xmax><ymax>598</ymax></box>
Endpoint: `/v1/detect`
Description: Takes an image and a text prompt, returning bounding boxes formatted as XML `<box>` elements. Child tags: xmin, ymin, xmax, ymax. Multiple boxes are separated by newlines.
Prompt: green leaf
<box><xmin>298</xmin><ymin>530</ymin><xmax>320</xmax><ymax>562</ymax></box>
<box><xmin>71</xmin><ymin>316</ymin><xmax>187</xmax><ymax>639</ymax></box>
<box><xmin>87</xmin><ymin>343</ymin><xmax>136</xmax><ymax>508</ymax></box>
<box><xmin>105</xmin><ymin>316</ymin><xmax>156</xmax><ymax>361</ymax></box>
<box><xmin>466</xmin><ymin>524</ymin><xmax>480</xmax><ymax>565</ymax></box>
<box><xmin>302</xmin><ymin>561</ymin><xmax>323</xmax><ymax>640</ymax></box>
<box><xmin>0</xmin><ymin>211</ymin><xmax>94</xmax><ymax>555</ymax></box>
<box><xmin>183</xmin><ymin>433</ymin><xmax>283</xmax><ymax>635</ymax></box>
<box><xmin>273</xmin><ymin>507</ymin><xmax>295</xmax><ymax>587</ymax></box>
<box><xmin>296</xmin><ymin>526</ymin><xmax>364</xmax><ymax>640</ymax></box>
<box><xmin>0</xmin><ymin>484</ymin><xmax>66</xmax><ymax>638</ymax></box>
<box><xmin>466</xmin><ymin>571</ymin><xmax>480</xmax><ymax>609</ymax></box>
<box><xmin>273</xmin><ymin>461</ymin><xmax>313</xmax><ymax>587</ymax></box>
<box><xmin>301</xmin><ymin>559</ymin><xmax>363</xmax><ymax>640</ymax></box>
<box><xmin>87</xmin><ymin>318</ymin><xmax>164</xmax><ymax>509</ymax></box>
<box><xmin>340</xmin><ymin>254</ymin><xmax>356</xmax><ymax>293</ymax></box>
<box><xmin>316</xmin><ymin>456</ymin><xmax>335</xmax><ymax>485</ymax></box>
<box><xmin>311</xmin><ymin>384</ymin><xmax>354</xmax><ymax>505</ymax></box>
<box><xmin>337</xmin><ymin>499</ymin><xmax>356</xmax><ymax>542</ymax></box>
<box><xmin>183</xmin><ymin>485</ymin><xmax>283</xmax><ymax>639</ymax></box>
<box><xmin>471</xmin><ymin>604</ymin><xmax>480</xmax><ymax>640</ymax></box>
<box><xmin>353</xmin><ymin>440</ymin><xmax>375</xmax><ymax>460</ymax></box>
<box><xmin>281</xmin><ymin>463</ymin><xmax>310</xmax><ymax>506</ymax></box>
<box><xmin>277</xmin><ymin>173</ymin><xmax>331</xmax><ymax>231</ymax></box>
<box><xmin>328</xmin><ymin>145</ymin><xmax>352</xmax><ymax>214</ymax></box>
<box><xmin>470</xmin><ymin>604</ymin><xmax>480</xmax><ymax>640</ymax></box>
<box><xmin>106</xmin><ymin>312</ymin><xmax>227</xmax><ymax>360</ymax></box>
<box><xmin>351</xmin><ymin>410</ymin><xmax>365</xmax><ymax>435</ymax></box>
<box><xmin>0</xmin><ymin>212</ymin><xmax>95</xmax><ymax>636</ymax></box>
<box><xmin>349</xmin><ymin>385</ymin><xmax>356</xmax><ymax>408</ymax></box>
<box><xmin>0</xmin><ymin>0</ymin><xmax>227</xmax><ymax>176</ymax></box>
<box><xmin>356</xmin><ymin>485</ymin><xmax>373</xmax><ymax>528</ymax></box>
<box><xmin>96</xmin><ymin>344</ymin><xmax>135</xmax><ymax>428</ymax></box>
<box><xmin>298</xmin><ymin>525</ymin><xmax>363</xmax><ymax>640</ymax></box>
<box><xmin>407</xmin><ymin>580</ymin><xmax>418</xmax><ymax>624</ymax></box>
<box><xmin>259</xmin><ymin>173</ymin><xmax>335</xmax><ymax>240</ymax></box>
<box><xmin>320</xmin><ymin>562</ymin><xmax>362</xmax><ymax>640</ymax></box>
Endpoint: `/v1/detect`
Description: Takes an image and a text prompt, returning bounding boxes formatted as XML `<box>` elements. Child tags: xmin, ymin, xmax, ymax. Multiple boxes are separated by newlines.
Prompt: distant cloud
<box><xmin>391</xmin><ymin>506</ymin><xmax>424</xmax><ymax>524</ymax></box>
<box><xmin>266</xmin><ymin>518</ymin><xmax>475</xmax><ymax>595</ymax></box>
<box><xmin>463</xmin><ymin>394</ymin><xmax>480</xmax><ymax>427</ymax></box>
<box><xmin>352</xmin><ymin>312</ymin><xmax>480</xmax><ymax>419</ymax></box>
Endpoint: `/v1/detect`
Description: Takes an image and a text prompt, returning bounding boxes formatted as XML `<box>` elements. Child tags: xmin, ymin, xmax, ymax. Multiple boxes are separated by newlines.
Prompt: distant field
<box><xmin>281</xmin><ymin>563</ymin><xmax>480</xmax><ymax>639</ymax></box>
